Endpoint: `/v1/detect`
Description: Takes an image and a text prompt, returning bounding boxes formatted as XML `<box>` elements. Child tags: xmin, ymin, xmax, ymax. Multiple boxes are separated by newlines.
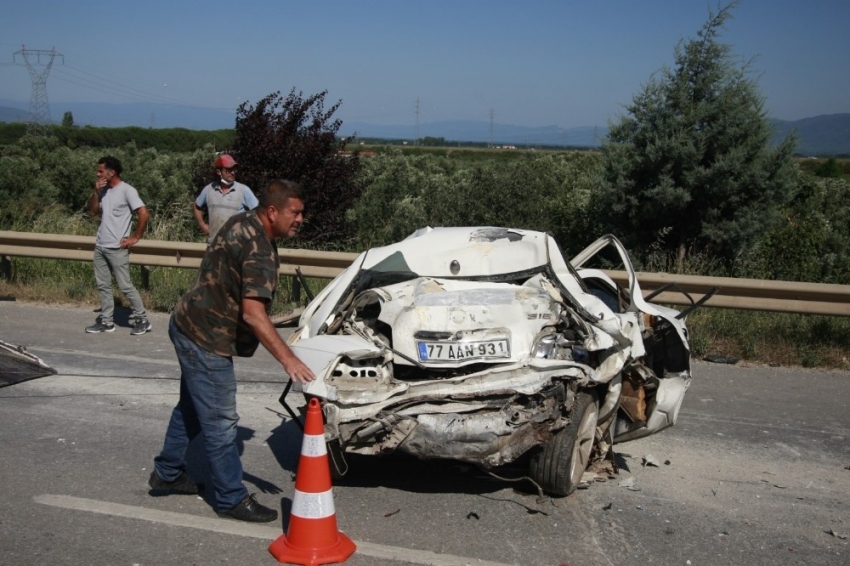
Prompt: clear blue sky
<box><xmin>1</xmin><ymin>0</ymin><xmax>848</xmax><ymax>128</ymax></box>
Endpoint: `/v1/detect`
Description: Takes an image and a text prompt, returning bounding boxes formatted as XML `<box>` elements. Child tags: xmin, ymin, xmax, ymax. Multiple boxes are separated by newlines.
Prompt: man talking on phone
<box><xmin>85</xmin><ymin>156</ymin><xmax>152</xmax><ymax>335</ymax></box>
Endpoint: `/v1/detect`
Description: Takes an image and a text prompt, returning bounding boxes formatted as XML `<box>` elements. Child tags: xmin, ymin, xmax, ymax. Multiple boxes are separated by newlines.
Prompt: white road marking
<box><xmin>774</xmin><ymin>442</ymin><xmax>802</xmax><ymax>457</ymax></box>
<box><xmin>35</xmin><ymin>494</ymin><xmax>514</xmax><ymax>566</ymax></box>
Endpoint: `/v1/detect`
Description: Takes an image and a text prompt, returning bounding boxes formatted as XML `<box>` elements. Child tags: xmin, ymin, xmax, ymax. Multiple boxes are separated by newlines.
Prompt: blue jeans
<box><xmin>154</xmin><ymin>317</ymin><xmax>248</xmax><ymax>510</ymax></box>
<box><xmin>92</xmin><ymin>246</ymin><xmax>146</xmax><ymax>325</ymax></box>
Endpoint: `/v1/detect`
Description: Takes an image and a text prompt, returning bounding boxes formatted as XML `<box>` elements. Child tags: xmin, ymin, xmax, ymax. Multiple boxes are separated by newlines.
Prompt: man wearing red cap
<box><xmin>193</xmin><ymin>154</ymin><xmax>259</xmax><ymax>243</ymax></box>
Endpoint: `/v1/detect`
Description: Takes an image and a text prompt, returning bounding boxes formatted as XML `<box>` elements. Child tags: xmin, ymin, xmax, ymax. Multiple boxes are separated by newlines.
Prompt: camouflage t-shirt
<box><xmin>173</xmin><ymin>210</ymin><xmax>278</xmax><ymax>357</ymax></box>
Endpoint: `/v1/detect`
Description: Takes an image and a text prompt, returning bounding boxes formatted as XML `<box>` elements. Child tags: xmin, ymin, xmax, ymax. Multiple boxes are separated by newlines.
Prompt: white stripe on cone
<box><xmin>301</xmin><ymin>433</ymin><xmax>327</xmax><ymax>457</ymax></box>
<box><xmin>291</xmin><ymin>488</ymin><xmax>336</xmax><ymax>519</ymax></box>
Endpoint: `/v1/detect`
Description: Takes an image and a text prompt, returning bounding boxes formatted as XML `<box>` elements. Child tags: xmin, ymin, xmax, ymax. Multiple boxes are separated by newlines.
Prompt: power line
<box><xmin>51</xmin><ymin>66</ymin><xmax>234</xmax><ymax>111</ymax></box>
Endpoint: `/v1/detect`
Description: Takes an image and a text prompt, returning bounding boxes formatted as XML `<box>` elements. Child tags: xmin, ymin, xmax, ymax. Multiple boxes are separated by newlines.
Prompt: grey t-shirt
<box><xmin>196</xmin><ymin>182</ymin><xmax>258</xmax><ymax>243</ymax></box>
<box><xmin>95</xmin><ymin>181</ymin><xmax>146</xmax><ymax>248</ymax></box>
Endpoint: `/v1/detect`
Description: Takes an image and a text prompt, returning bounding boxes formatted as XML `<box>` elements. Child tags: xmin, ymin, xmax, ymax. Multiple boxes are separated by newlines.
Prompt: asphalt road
<box><xmin>1</xmin><ymin>301</ymin><xmax>848</xmax><ymax>566</ymax></box>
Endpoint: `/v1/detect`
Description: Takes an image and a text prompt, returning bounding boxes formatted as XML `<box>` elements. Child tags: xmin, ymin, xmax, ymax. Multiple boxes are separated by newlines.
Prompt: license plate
<box><xmin>417</xmin><ymin>339</ymin><xmax>510</xmax><ymax>362</ymax></box>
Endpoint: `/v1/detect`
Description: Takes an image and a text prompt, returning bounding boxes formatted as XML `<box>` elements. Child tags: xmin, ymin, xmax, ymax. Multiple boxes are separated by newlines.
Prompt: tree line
<box><xmin>0</xmin><ymin>121</ymin><xmax>235</xmax><ymax>153</ymax></box>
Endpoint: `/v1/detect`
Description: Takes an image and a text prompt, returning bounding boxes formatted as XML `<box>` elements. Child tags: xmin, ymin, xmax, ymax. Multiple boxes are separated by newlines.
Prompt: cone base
<box><xmin>268</xmin><ymin>531</ymin><xmax>356</xmax><ymax>566</ymax></box>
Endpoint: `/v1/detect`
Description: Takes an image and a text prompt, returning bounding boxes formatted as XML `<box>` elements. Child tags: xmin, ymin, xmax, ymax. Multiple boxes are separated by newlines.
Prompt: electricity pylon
<box><xmin>13</xmin><ymin>46</ymin><xmax>63</xmax><ymax>137</ymax></box>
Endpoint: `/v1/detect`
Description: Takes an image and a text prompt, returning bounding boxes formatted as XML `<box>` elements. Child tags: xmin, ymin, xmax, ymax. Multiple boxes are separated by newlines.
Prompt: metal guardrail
<box><xmin>0</xmin><ymin>230</ymin><xmax>355</xmax><ymax>280</ymax></box>
<box><xmin>600</xmin><ymin>270</ymin><xmax>850</xmax><ymax>317</ymax></box>
<box><xmin>2</xmin><ymin>230</ymin><xmax>849</xmax><ymax>316</ymax></box>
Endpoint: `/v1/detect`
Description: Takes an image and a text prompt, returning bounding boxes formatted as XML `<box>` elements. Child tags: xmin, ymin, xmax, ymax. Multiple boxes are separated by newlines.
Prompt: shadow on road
<box><xmin>264</xmin><ymin>414</ymin><xmax>540</xmax><ymax>497</ymax></box>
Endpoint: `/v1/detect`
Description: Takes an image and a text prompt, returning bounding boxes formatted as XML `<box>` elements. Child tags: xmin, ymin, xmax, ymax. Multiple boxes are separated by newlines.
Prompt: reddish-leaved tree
<box><xmin>233</xmin><ymin>89</ymin><xmax>362</xmax><ymax>248</ymax></box>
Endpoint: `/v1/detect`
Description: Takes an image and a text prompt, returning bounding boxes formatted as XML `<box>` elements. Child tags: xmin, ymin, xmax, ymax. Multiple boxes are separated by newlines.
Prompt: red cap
<box><xmin>214</xmin><ymin>154</ymin><xmax>238</xmax><ymax>169</ymax></box>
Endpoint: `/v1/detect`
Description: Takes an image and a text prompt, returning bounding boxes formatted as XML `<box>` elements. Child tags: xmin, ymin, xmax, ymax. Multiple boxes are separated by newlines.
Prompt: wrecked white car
<box><xmin>286</xmin><ymin>227</ymin><xmax>704</xmax><ymax>496</ymax></box>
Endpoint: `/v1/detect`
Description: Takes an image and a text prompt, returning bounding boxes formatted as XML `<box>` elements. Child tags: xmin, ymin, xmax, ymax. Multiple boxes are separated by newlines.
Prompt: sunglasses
<box><xmin>223</xmin><ymin>166</ymin><xmax>238</xmax><ymax>173</ymax></box>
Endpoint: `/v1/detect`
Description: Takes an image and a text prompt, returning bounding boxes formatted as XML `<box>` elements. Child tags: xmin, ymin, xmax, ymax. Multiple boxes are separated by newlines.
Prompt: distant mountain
<box><xmin>771</xmin><ymin>114</ymin><xmax>850</xmax><ymax>156</ymax></box>
<box><xmin>1</xmin><ymin>98</ymin><xmax>848</xmax><ymax>155</ymax></box>
<box><xmin>0</xmin><ymin>106</ymin><xmax>29</xmax><ymax>123</ymax></box>
<box><xmin>0</xmin><ymin>99</ymin><xmax>236</xmax><ymax>130</ymax></box>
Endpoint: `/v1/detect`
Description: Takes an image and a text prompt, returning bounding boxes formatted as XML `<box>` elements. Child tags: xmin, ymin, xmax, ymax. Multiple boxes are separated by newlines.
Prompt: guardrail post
<box><xmin>141</xmin><ymin>265</ymin><xmax>150</xmax><ymax>290</ymax></box>
<box><xmin>292</xmin><ymin>275</ymin><xmax>301</xmax><ymax>303</ymax></box>
<box><xmin>1</xmin><ymin>255</ymin><xmax>10</xmax><ymax>281</ymax></box>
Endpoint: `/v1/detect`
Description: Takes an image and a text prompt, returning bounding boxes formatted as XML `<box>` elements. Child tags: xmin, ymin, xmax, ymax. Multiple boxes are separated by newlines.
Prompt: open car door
<box><xmin>569</xmin><ymin>235</ymin><xmax>693</xmax><ymax>442</ymax></box>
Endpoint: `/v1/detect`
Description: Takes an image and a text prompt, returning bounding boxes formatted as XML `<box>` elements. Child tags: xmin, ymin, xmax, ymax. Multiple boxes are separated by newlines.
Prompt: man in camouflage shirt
<box><xmin>149</xmin><ymin>179</ymin><xmax>315</xmax><ymax>523</ymax></box>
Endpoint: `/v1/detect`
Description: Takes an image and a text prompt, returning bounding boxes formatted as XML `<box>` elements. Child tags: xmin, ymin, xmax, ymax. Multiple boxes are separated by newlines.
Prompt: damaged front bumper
<box><xmin>291</xmin><ymin>334</ymin><xmax>597</xmax><ymax>468</ymax></box>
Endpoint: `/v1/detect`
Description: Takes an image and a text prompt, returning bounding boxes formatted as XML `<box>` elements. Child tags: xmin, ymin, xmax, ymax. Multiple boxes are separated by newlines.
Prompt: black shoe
<box><xmin>131</xmin><ymin>317</ymin><xmax>152</xmax><ymax>335</ymax></box>
<box><xmin>148</xmin><ymin>470</ymin><xmax>200</xmax><ymax>495</ymax></box>
<box><xmin>217</xmin><ymin>494</ymin><xmax>278</xmax><ymax>523</ymax></box>
<box><xmin>85</xmin><ymin>319</ymin><xmax>115</xmax><ymax>333</ymax></box>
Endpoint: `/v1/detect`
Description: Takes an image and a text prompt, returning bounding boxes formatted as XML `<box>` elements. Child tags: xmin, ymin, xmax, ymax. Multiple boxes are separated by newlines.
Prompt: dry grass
<box><xmin>686</xmin><ymin>308</ymin><xmax>850</xmax><ymax>370</ymax></box>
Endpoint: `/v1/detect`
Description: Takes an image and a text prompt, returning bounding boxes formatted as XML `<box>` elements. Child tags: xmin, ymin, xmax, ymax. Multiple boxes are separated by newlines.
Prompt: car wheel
<box><xmin>529</xmin><ymin>390</ymin><xmax>599</xmax><ymax>496</ymax></box>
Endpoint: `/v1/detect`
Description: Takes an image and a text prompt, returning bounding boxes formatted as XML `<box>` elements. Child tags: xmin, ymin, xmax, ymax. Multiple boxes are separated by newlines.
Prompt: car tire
<box><xmin>529</xmin><ymin>390</ymin><xmax>599</xmax><ymax>497</ymax></box>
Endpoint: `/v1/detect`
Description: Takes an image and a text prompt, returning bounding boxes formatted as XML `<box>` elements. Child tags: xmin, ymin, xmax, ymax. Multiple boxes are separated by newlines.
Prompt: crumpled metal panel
<box><xmin>0</xmin><ymin>339</ymin><xmax>56</xmax><ymax>387</ymax></box>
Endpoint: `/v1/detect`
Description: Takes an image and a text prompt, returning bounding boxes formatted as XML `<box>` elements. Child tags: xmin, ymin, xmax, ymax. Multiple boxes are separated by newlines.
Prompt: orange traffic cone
<box><xmin>269</xmin><ymin>398</ymin><xmax>356</xmax><ymax>565</ymax></box>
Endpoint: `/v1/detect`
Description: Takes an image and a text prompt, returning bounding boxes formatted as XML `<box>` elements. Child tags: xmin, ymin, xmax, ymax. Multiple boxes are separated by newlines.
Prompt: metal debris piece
<box><xmin>466</xmin><ymin>512</ymin><xmax>479</xmax><ymax>520</ymax></box>
<box><xmin>826</xmin><ymin>528</ymin><xmax>847</xmax><ymax>540</ymax></box>
<box><xmin>384</xmin><ymin>509</ymin><xmax>400</xmax><ymax>517</ymax></box>
<box><xmin>0</xmin><ymin>339</ymin><xmax>57</xmax><ymax>387</ymax></box>
<box><xmin>704</xmin><ymin>354</ymin><xmax>739</xmax><ymax>364</ymax></box>
<box><xmin>642</xmin><ymin>454</ymin><xmax>661</xmax><ymax>467</ymax></box>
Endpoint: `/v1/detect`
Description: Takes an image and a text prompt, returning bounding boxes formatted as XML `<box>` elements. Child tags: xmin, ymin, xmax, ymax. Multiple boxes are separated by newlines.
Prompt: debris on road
<box><xmin>642</xmin><ymin>454</ymin><xmax>661</xmax><ymax>467</ymax></box>
<box><xmin>826</xmin><ymin>528</ymin><xmax>847</xmax><ymax>540</ymax></box>
<box><xmin>704</xmin><ymin>354</ymin><xmax>739</xmax><ymax>364</ymax></box>
<box><xmin>618</xmin><ymin>476</ymin><xmax>642</xmax><ymax>491</ymax></box>
<box><xmin>0</xmin><ymin>339</ymin><xmax>56</xmax><ymax>387</ymax></box>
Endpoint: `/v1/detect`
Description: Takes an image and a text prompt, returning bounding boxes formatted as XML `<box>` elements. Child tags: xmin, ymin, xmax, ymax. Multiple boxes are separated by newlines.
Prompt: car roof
<box><xmin>358</xmin><ymin>227</ymin><xmax>556</xmax><ymax>277</ymax></box>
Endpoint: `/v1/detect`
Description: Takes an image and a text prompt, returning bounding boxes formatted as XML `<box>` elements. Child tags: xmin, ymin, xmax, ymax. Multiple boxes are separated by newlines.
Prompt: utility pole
<box><xmin>414</xmin><ymin>97</ymin><xmax>420</xmax><ymax>146</ymax></box>
<box><xmin>13</xmin><ymin>45</ymin><xmax>63</xmax><ymax>137</ymax></box>
<box><xmin>488</xmin><ymin>109</ymin><xmax>494</xmax><ymax>148</ymax></box>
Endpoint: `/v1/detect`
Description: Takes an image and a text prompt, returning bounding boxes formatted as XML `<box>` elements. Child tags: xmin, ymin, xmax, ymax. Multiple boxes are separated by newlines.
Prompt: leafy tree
<box><xmin>597</xmin><ymin>1</ymin><xmax>798</xmax><ymax>266</ymax></box>
<box><xmin>738</xmin><ymin>176</ymin><xmax>850</xmax><ymax>284</ymax></box>
<box><xmin>348</xmin><ymin>150</ymin><xmax>602</xmax><ymax>253</ymax></box>
<box><xmin>232</xmin><ymin>89</ymin><xmax>362</xmax><ymax>248</ymax></box>
<box><xmin>61</xmin><ymin>111</ymin><xmax>74</xmax><ymax>128</ymax></box>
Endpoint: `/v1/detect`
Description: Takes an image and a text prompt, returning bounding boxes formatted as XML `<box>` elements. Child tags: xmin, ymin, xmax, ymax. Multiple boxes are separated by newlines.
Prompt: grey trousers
<box><xmin>93</xmin><ymin>246</ymin><xmax>146</xmax><ymax>324</ymax></box>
